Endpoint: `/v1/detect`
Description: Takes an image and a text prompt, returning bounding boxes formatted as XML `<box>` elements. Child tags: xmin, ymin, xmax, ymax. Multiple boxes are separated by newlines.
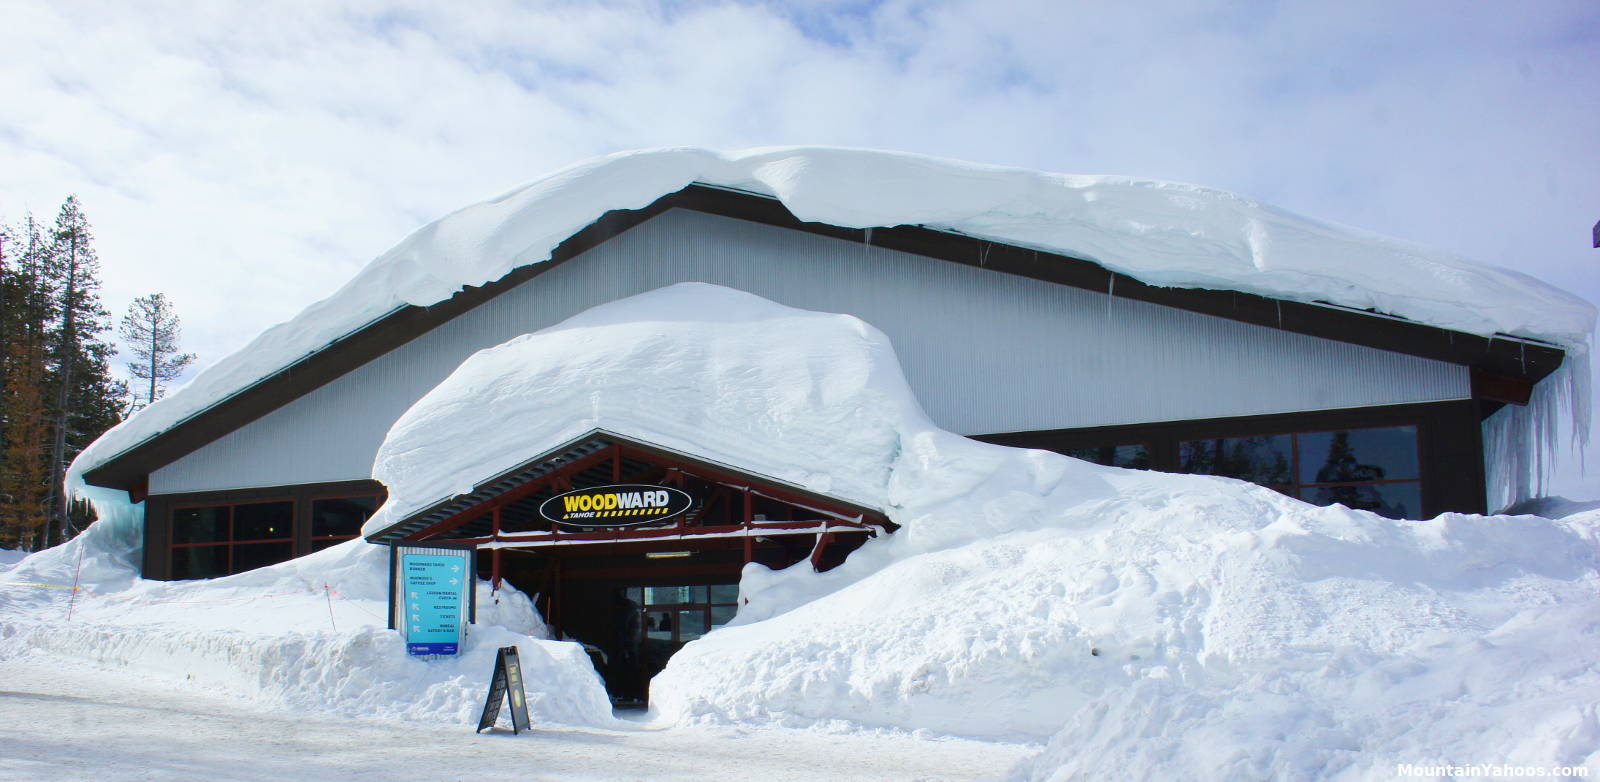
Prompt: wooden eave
<box><xmin>362</xmin><ymin>429</ymin><xmax>891</xmax><ymax>546</ymax></box>
<box><xmin>84</xmin><ymin>184</ymin><xmax>1568</xmax><ymax>492</ymax></box>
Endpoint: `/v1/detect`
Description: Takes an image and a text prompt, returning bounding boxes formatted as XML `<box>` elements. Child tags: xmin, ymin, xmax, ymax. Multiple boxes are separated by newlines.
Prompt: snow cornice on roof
<box><xmin>71</xmin><ymin>147</ymin><xmax>1596</xmax><ymax>494</ymax></box>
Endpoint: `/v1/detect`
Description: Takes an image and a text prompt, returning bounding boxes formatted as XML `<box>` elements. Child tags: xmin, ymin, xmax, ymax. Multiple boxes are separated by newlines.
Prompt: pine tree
<box><xmin>0</xmin><ymin>215</ymin><xmax>57</xmax><ymax>549</ymax></box>
<box><xmin>42</xmin><ymin>196</ymin><xmax>122</xmax><ymax>543</ymax></box>
<box><xmin>120</xmin><ymin>293</ymin><xmax>195</xmax><ymax>410</ymax></box>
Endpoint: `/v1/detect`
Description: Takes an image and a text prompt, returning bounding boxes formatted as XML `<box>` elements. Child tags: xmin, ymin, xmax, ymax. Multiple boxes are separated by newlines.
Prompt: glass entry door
<box><xmin>614</xmin><ymin>584</ymin><xmax>738</xmax><ymax>705</ymax></box>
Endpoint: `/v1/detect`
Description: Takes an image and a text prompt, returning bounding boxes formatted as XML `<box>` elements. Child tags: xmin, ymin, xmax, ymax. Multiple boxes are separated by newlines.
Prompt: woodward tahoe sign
<box><xmin>539</xmin><ymin>484</ymin><xmax>693</xmax><ymax>527</ymax></box>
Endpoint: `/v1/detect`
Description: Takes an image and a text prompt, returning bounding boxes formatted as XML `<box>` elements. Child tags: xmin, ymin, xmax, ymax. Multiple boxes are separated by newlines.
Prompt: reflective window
<box><xmin>172</xmin><ymin>506</ymin><xmax>228</xmax><ymax>544</ymax></box>
<box><xmin>170</xmin><ymin>544</ymin><xmax>227</xmax><ymax>580</ymax></box>
<box><xmin>1304</xmin><ymin>482</ymin><xmax>1421</xmax><ymax>520</ymax></box>
<box><xmin>168</xmin><ymin>500</ymin><xmax>294</xmax><ymax>579</ymax></box>
<box><xmin>1064</xmin><ymin>444</ymin><xmax>1150</xmax><ymax>470</ymax></box>
<box><xmin>233</xmin><ymin>541</ymin><xmax>295</xmax><ymax>572</ymax></box>
<box><xmin>311</xmin><ymin>496</ymin><xmax>379</xmax><ymax>544</ymax></box>
<box><xmin>646</xmin><ymin>610</ymin><xmax>673</xmax><ymax>641</ymax></box>
<box><xmin>1298</xmin><ymin>426</ymin><xmax>1419</xmax><ymax>485</ymax></box>
<box><xmin>1179</xmin><ymin>435</ymin><xmax>1293</xmax><ymax>486</ymax></box>
<box><xmin>1073</xmin><ymin>424</ymin><xmax>1427</xmax><ymax>520</ymax></box>
<box><xmin>233</xmin><ymin>502</ymin><xmax>292</xmax><ymax>540</ymax></box>
<box><xmin>676</xmin><ymin>610</ymin><xmax>709</xmax><ymax>641</ymax></box>
<box><xmin>1295</xmin><ymin>425</ymin><xmax>1421</xmax><ymax>520</ymax></box>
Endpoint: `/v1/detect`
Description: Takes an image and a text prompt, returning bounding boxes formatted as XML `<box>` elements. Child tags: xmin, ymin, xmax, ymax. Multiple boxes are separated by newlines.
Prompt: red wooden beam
<box><xmin>616</xmin><ymin>443</ymin><xmax>886</xmax><ymax>528</ymax></box>
<box><xmin>743</xmin><ymin>487</ymin><xmax>754</xmax><ymax>563</ymax></box>
<box><xmin>405</xmin><ymin>446</ymin><xmax>616</xmax><ymax>541</ymax></box>
<box><xmin>1472</xmin><ymin>367</ymin><xmax>1535</xmax><ymax>406</ymax></box>
<box><xmin>810</xmin><ymin>532</ymin><xmax>834</xmax><ymax>571</ymax></box>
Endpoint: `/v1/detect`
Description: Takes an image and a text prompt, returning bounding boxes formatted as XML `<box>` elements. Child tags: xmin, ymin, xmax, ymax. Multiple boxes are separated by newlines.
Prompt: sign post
<box><xmin>389</xmin><ymin>543</ymin><xmax>476</xmax><ymax>657</ymax></box>
<box><xmin>477</xmin><ymin>645</ymin><xmax>531</xmax><ymax>734</ymax></box>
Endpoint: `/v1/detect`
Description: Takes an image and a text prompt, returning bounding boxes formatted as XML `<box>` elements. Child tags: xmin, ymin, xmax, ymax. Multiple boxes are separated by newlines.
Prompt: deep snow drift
<box><xmin>0</xmin><ymin>525</ymin><xmax>614</xmax><ymax>729</ymax></box>
<box><xmin>8</xmin><ymin>284</ymin><xmax>1596</xmax><ymax>779</ymax></box>
<box><xmin>369</xmin><ymin>284</ymin><xmax>1597</xmax><ymax>776</ymax></box>
<box><xmin>70</xmin><ymin>146</ymin><xmax>1595</xmax><ymax>510</ymax></box>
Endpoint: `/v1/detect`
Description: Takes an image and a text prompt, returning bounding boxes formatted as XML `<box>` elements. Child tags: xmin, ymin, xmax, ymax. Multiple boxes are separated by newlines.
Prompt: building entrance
<box><xmin>367</xmin><ymin>430</ymin><xmax>894</xmax><ymax>705</ymax></box>
<box><xmin>595</xmin><ymin>584</ymin><xmax>740</xmax><ymax>706</ymax></box>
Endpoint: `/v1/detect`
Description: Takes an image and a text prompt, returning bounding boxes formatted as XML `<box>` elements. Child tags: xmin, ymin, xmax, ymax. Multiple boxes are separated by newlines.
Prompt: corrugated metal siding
<box><xmin>151</xmin><ymin>209</ymin><xmax>1470</xmax><ymax>494</ymax></box>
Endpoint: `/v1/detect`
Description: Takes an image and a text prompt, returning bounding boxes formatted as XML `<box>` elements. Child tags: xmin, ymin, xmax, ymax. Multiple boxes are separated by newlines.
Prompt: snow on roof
<box><xmin>69</xmin><ymin>146</ymin><xmax>1596</xmax><ymax>489</ymax></box>
<box><xmin>363</xmin><ymin>283</ymin><xmax>921</xmax><ymax>536</ymax></box>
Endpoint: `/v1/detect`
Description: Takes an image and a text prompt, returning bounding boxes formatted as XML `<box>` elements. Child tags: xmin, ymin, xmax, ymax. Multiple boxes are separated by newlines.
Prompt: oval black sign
<box><xmin>538</xmin><ymin>484</ymin><xmax>693</xmax><ymax>528</ymax></box>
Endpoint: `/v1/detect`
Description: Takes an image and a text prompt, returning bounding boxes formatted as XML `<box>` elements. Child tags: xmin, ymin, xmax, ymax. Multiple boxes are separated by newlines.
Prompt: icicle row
<box><xmin>1483</xmin><ymin>347</ymin><xmax>1593</xmax><ymax>512</ymax></box>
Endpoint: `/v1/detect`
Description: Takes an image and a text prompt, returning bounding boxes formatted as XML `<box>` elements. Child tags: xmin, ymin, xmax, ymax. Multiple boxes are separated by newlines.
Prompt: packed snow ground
<box><xmin>5</xmin><ymin>286</ymin><xmax>1597</xmax><ymax>780</ymax></box>
<box><xmin>0</xmin><ymin>657</ymin><xmax>1028</xmax><ymax>782</ymax></box>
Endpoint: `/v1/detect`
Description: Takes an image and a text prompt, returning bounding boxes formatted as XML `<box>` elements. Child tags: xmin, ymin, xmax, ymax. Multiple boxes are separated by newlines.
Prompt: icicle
<box><xmin>1107</xmin><ymin>275</ymin><xmax>1116</xmax><ymax>322</ymax></box>
<box><xmin>864</xmin><ymin>227</ymin><xmax>872</xmax><ymax>246</ymax></box>
<box><xmin>1483</xmin><ymin>347</ymin><xmax>1593</xmax><ymax>512</ymax></box>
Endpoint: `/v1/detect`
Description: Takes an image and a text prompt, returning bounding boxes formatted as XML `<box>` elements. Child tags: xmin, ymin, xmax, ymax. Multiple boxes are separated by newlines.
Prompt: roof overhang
<box><xmin>363</xmin><ymin>429</ymin><xmax>893</xmax><ymax>548</ymax></box>
<box><xmin>84</xmin><ymin>184</ymin><xmax>1568</xmax><ymax>493</ymax></box>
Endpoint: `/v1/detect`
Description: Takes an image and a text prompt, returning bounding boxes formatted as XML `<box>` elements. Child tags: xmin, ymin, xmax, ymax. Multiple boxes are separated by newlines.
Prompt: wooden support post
<box><xmin>743</xmin><ymin>488</ymin><xmax>754</xmax><ymax>564</ymax></box>
<box><xmin>490</xmin><ymin>508</ymin><xmax>503</xmax><ymax>593</ymax></box>
<box><xmin>810</xmin><ymin>532</ymin><xmax>834</xmax><ymax>572</ymax></box>
<box><xmin>550</xmin><ymin>555</ymin><xmax>563</xmax><ymax>638</ymax></box>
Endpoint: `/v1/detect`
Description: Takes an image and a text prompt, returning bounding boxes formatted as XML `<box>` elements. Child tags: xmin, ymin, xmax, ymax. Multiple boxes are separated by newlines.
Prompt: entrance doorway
<box><xmin>602</xmin><ymin>584</ymin><xmax>740</xmax><ymax>706</ymax></box>
<box><xmin>369</xmin><ymin>431</ymin><xmax>895</xmax><ymax>706</ymax></box>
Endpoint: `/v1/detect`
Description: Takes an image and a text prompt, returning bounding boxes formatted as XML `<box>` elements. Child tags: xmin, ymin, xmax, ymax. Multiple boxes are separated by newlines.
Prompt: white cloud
<box><xmin>2</xmin><ymin>0</ymin><xmax>1596</xmax><ymax>495</ymax></box>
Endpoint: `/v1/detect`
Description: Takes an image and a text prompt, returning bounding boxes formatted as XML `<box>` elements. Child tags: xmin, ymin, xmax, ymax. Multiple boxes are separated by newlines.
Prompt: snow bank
<box><xmin>71</xmin><ymin>146</ymin><xmax>1595</xmax><ymax>511</ymax></box>
<box><xmin>365</xmin><ymin>284</ymin><xmax>1598</xmax><ymax>774</ymax></box>
<box><xmin>0</xmin><ymin>536</ymin><xmax>617</xmax><ymax>729</ymax></box>
<box><xmin>656</xmin><ymin>472</ymin><xmax>1600</xmax><ymax>776</ymax></box>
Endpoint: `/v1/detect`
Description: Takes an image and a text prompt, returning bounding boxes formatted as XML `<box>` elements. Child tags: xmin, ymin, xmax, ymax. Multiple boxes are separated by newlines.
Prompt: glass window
<box><xmin>709</xmin><ymin>584</ymin><xmax>739</xmax><ymax>604</ymax></box>
<box><xmin>1298</xmin><ymin>426</ymin><xmax>1419</xmax><ymax>485</ymax></box>
<box><xmin>677</xmin><ymin>610</ymin><xmax>709</xmax><ymax>641</ymax></box>
<box><xmin>232</xmin><ymin>541</ymin><xmax>294</xmax><ymax>572</ymax></box>
<box><xmin>646</xmin><ymin>610</ymin><xmax>673</xmax><ymax>641</ymax></box>
<box><xmin>171</xmin><ymin>545</ymin><xmax>227</xmax><ymax>580</ymax></box>
<box><xmin>1167</xmin><ymin>425</ymin><xmax>1424</xmax><ymax>520</ymax></box>
<box><xmin>172</xmin><ymin>506</ymin><xmax>228</xmax><ymax>544</ymax></box>
<box><xmin>1179</xmin><ymin>435</ymin><xmax>1293</xmax><ymax>485</ymax></box>
<box><xmin>646</xmin><ymin>586</ymin><xmax>699</xmax><ymax>605</ymax></box>
<box><xmin>312</xmin><ymin>496</ymin><xmax>378</xmax><ymax>539</ymax></box>
<box><xmin>710</xmin><ymin>605</ymin><xmax>737</xmax><ymax>627</ymax></box>
<box><xmin>1305</xmin><ymin>482</ymin><xmax>1421</xmax><ymax>521</ymax></box>
<box><xmin>233</xmin><ymin>502</ymin><xmax>292</xmax><ymax>540</ymax></box>
<box><xmin>1064</xmin><ymin>444</ymin><xmax>1150</xmax><ymax>470</ymax></box>
<box><xmin>168</xmin><ymin>499</ymin><xmax>295</xmax><ymax>580</ymax></box>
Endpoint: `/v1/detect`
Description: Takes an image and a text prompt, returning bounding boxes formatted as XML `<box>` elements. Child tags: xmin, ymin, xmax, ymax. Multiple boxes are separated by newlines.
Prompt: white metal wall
<box><xmin>151</xmin><ymin>209</ymin><xmax>1470</xmax><ymax>494</ymax></box>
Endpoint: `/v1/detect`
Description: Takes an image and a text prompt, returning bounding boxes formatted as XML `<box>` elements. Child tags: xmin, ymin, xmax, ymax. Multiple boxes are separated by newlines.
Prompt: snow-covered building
<box><xmin>69</xmin><ymin>148</ymin><xmax>1591</xmax><ymax>700</ymax></box>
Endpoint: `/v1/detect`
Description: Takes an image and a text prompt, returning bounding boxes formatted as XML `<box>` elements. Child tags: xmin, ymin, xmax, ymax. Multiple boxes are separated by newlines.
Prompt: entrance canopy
<box><xmin>365</xmin><ymin>430</ymin><xmax>894</xmax><ymax>571</ymax></box>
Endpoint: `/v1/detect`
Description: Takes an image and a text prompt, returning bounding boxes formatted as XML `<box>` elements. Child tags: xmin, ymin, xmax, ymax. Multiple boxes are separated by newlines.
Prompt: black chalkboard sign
<box><xmin>476</xmin><ymin>646</ymin><xmax>531</xmax><ymax>734</ymax></box>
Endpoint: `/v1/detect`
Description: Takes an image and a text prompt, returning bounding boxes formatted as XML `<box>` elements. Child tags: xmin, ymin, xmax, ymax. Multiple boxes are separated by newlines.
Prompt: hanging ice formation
<box><xmin>1483</xmin><ymin>347</ymin><xmax>1592</xmax><ymax>511</ymax></box>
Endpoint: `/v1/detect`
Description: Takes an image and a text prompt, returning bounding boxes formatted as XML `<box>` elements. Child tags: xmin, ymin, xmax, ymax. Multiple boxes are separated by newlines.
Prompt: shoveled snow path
<box><xmin>0</xmin><ymin>657</ymin><xmax>1031</xmax><ymax>782</ymax></box>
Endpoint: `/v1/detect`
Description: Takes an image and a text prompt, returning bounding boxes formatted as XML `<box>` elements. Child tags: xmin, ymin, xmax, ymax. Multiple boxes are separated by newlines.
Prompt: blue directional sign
<box><xmin>402</xmin><ymin>551</ymin><xmax>470</xmax><ymax>656</ymax></box>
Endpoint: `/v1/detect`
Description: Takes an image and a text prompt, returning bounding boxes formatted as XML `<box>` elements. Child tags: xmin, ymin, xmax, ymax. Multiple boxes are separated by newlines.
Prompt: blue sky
<box><xmin>2</xmin><ymin>0</ymin><xmax>1596</xmax><ymax>497</ymax></box>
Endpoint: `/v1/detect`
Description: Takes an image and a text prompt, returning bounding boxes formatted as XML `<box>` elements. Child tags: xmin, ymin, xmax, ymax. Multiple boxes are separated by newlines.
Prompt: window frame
<box><xmin>308</xmin><ymin>493</ymin><xmax>383</xmax><ymax>550</ymax></box>
<box><xmin>168</xmin><ymin>497</ymin><xmax>296</xmax><ymax>579</ymax></box>
<box><xmin>974</xmin><ymin>400</ymin><xmax>1484</xmax><ymax>519</ymax></box>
